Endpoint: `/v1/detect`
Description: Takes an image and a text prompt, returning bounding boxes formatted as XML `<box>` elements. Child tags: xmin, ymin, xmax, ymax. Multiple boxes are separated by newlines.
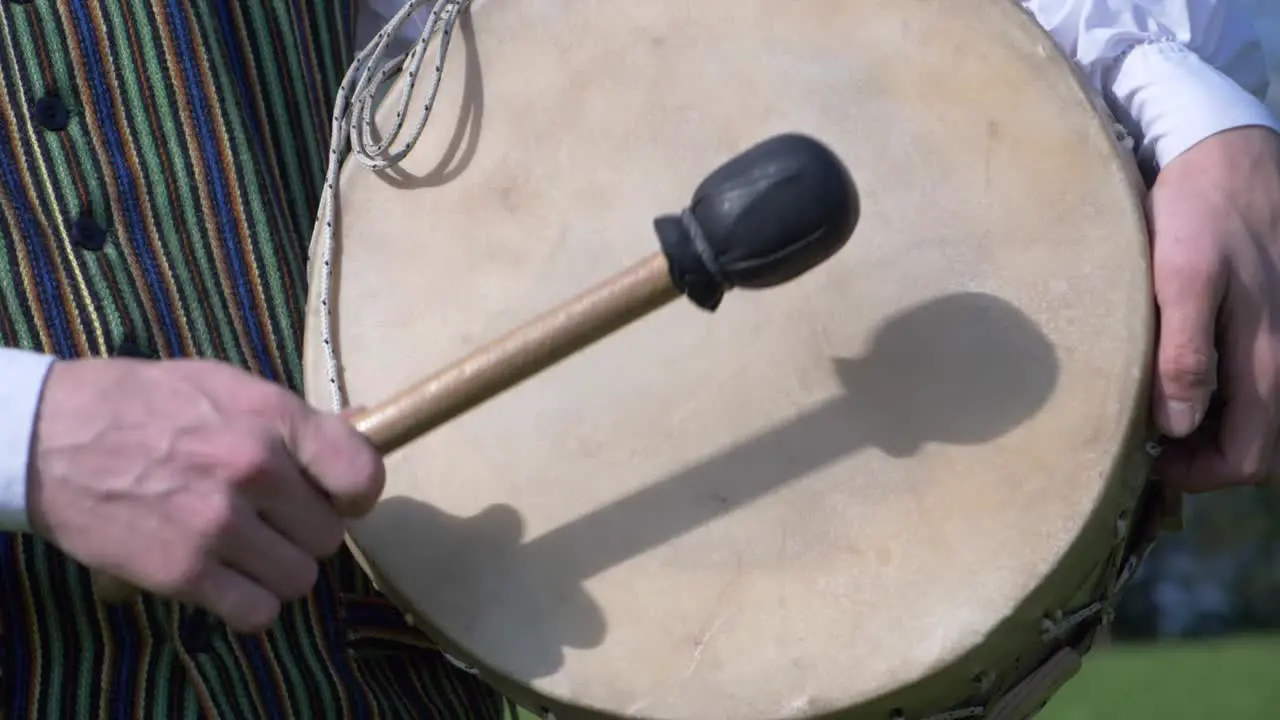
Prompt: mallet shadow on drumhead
<box><xmin>90</xmin><ymin>133</ymin><xmax>860</xmax><ymax>602</ymax></box>
<box><xmin>365</xmin><ymin>290</ymin><xmax>1059</xmax><ymax>680</ymax></box>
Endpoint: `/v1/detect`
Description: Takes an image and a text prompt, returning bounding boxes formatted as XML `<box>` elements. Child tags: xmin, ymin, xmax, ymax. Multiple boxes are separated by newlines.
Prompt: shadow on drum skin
<box><xmin>374</xmin><ymin>14</ymin><xmax>484</xmax><ymax>189</ymax></box>
<box><xmin>370</xmin><ymin>291</ymin><xmax>1060</xmax><ymax>682</ymax></box>
<box><xmin>840</xmin><ymin>291</ymin><xmax>1060</xmax><ymax>457</ymax></box>
<box><xmin>366</xmin><ymin>498</ymin><xmax>608</xmax><ymax>681</ymax></box>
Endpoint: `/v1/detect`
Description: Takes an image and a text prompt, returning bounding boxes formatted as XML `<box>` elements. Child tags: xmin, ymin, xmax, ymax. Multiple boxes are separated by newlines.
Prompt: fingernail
<box><xmin>1164</xmin><ymin>401</ymin><xmax>1202</xmax><ymax>437</ymax></box>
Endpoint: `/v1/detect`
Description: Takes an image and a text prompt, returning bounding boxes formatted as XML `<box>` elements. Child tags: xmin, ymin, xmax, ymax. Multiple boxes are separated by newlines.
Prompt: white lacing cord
<box><xmin>310</xmin><ymin>0</ymin><xmax>480</xmax><ymax>680</ymax></box>
<box><xmin>312</xmin><ymin>0</ymin><xmax>471</xmax><ymax>413</ymax></box>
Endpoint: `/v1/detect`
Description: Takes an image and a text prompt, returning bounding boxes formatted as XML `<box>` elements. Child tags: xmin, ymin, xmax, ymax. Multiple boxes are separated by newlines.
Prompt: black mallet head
<box><xmin>654</xmin><ymin>133</ymin><xmax>860</xmax><ymax>311</ymax></box>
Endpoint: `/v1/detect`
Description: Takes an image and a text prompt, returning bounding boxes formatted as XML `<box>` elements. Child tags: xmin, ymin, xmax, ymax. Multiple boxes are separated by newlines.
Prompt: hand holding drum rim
<box><xmin>33</xmin><ymin>133</ymin><xmax>861</xmax><ymax>631</ymax></box>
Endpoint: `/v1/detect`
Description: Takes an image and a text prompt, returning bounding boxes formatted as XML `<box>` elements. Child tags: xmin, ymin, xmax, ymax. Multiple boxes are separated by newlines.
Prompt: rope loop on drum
<box><xmin>313</xmin><ymin>0</ymin><xmax>472</xmax><ymax>411</ymax></box>
<box><xmin>309</xmin><ymin>0</ymin><xmax>477</xmax><ymax>683</ymax></box>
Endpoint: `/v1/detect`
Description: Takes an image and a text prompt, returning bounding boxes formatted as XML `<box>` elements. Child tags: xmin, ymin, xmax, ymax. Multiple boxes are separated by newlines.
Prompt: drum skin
<box><xmin>304</xmin><ymin>1</ymin><xmax>1156</xmax><ymax>718</ymax></box>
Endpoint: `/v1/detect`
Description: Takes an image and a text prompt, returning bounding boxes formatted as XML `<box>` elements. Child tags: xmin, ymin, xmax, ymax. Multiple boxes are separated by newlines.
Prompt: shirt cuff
<box><xmin>1109</xmin><ymin>39</ymin><xmax>1280</xmax><ymax>172</ymax></box>
<box><xmin>0</xmin><ymin>349</ymin><xmax>56</xmax><ymax>533</ymax></box>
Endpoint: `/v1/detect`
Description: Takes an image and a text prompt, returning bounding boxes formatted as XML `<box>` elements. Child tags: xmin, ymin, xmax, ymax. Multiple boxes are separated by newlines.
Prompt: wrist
<box><xmin>0</xmin><ymin>350</ymin><xmax>57</xmax><ymax>534</ymax></box>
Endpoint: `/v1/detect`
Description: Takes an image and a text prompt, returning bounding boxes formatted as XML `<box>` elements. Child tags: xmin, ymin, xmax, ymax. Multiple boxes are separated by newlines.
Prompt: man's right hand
<box><xmin>25</xmin><ymin>358</ymin><xmax>384</xmax><ymax>634</ymax></box>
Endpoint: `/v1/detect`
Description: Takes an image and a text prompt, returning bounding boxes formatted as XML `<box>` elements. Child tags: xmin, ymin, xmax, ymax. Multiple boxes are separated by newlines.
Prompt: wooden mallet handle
<box><xmin>92</xmin><ymin>133</ymin><xmax>861</xmax><ymax>603</ymax></box>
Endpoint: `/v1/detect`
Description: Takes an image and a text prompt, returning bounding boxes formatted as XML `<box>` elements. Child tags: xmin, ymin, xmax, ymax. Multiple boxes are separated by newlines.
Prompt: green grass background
<box><xmin>1038</xmin><ymin>635</ymin><xmax>1280</xmax><ymax>719</ymax></box>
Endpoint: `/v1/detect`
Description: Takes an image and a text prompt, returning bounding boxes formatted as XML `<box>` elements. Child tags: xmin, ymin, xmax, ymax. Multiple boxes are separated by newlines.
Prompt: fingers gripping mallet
<box><xmin>92</xmin><ymin>133</ymin><xmax>862</xmax><ymax>603</ymax></box>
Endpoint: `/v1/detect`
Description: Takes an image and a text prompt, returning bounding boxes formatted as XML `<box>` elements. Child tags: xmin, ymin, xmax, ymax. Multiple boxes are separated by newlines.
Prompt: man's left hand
<box><xmin>1146</xmin><ymin>125</ymin><xmax>1280</xmax><ymax>495</ymax></box>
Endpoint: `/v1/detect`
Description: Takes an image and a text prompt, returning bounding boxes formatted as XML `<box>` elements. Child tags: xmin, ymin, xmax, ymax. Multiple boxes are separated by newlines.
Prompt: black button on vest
<box><xmin>32</xmin><ymin>94</ymin><xmax>69</xmax><ymax>131</ymax></box>
<box><xmin>112</xmin><ymin>339</ymin><xmax>154</xmax><ymax>359</ymax></box>
<box><xmin>179</xmin><ymin>612</ymin><xmax>214</xmax><ymax>655</ymax></box>
<box><xmin>71</xmin><ymin>211</ymin><xmax>107</xmax><ymax>251</ymax></box>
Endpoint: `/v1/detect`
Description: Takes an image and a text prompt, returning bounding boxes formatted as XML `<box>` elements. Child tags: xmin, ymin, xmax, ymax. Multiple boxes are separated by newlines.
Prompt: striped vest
<box><xmin>0</xmin><ymin>2</ymin><xmax>519</xmax><ymax>718</ymax></box>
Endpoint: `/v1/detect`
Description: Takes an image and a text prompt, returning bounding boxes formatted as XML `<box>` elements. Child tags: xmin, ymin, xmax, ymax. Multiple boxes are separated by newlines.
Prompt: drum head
<box><xmin>305</xmin><ymin>1</ymin><xmax>1153</xmax><ymax>717</ymax></box>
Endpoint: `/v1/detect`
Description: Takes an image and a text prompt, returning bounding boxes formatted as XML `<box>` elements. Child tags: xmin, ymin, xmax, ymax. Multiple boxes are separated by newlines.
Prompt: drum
<box><xmin>303</xmin><ymin>1</ymin><xmax>1162</xmax><ymax>718</ymax></box>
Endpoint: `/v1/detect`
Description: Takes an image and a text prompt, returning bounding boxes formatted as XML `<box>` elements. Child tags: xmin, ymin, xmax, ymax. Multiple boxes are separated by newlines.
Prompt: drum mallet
<box><xmin>92</xmin><ymin>132</ymin><xmax>861</xmax><ymax>602</ymax></box>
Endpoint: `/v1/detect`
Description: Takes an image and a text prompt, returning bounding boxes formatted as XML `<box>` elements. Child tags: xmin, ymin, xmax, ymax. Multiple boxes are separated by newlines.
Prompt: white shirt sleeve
<box><xmin>0</xmin><ymin>348</ymin><xmax>55</xmax><ymax>533</ymax></box>
<box><xmin>1021</xmin><ymin>0</ymin><xmax>1280</xmax><ymax>172</ymax></box>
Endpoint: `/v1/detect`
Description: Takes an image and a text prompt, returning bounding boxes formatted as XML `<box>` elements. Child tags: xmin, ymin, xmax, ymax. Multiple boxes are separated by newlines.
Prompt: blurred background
<box><xmin>1251</xmin><ymin>0</ymin><xmax>1280</xmax><ymax>110</ymax></box>
<box><xmin>1042</xmin><ymin>2</ymin><xmax>1280</xmax><ymax>716</ymax></box>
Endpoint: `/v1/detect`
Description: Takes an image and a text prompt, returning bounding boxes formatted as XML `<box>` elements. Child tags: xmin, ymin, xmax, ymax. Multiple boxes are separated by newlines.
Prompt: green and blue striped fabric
<box><xmin>0</xmin><ymin>2</ymin><xmax>516</xmax><ymax>717</ymax></box>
